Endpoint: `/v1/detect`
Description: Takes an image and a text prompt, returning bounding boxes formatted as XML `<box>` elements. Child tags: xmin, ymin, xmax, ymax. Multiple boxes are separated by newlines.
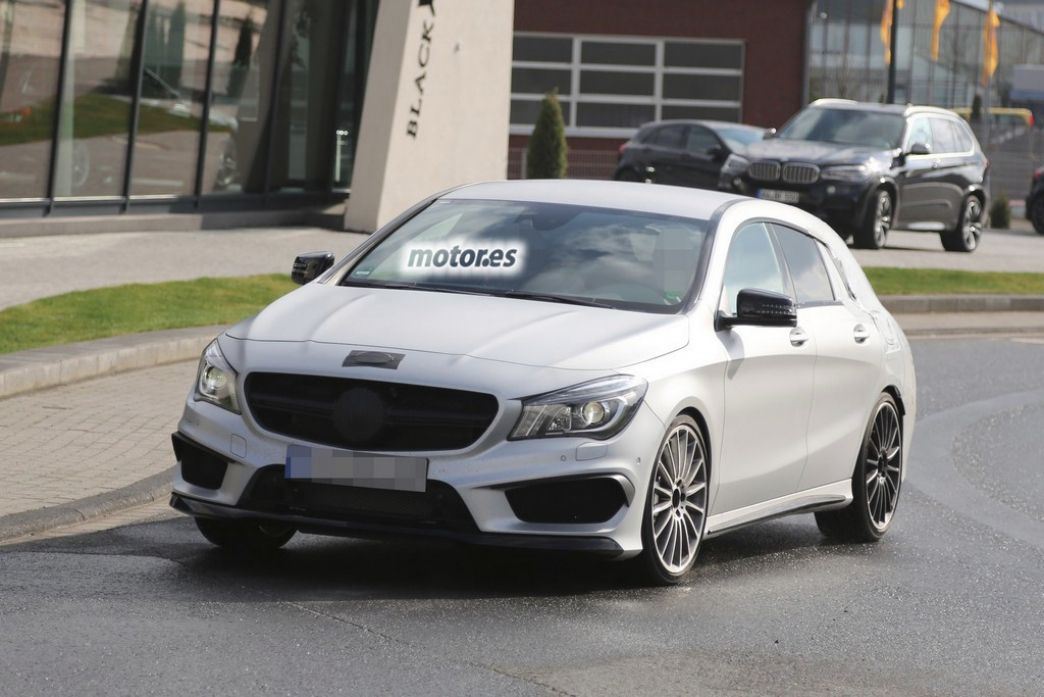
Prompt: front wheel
<box><xmin>195</xmin><ymin>517</ymin><xmax>296</xmax><ymax>553</ymax></box>
<box><xmin>815</xmin><ymin>394</ymin><xmax>902</xmax><ymax>542</ymax></box>
<box><xmin>638</xmin><ymin>416</ymin><xmax>709</xmax><ymax>585</ymax></box>
<box><xmin>852</xmin><ymin>189</ymin><xmax>893</xmax><ymax>249</ymax></box>
<box><xmin>940</xmin><ymin>195</ymin><xmax>983</xmax><ymax>252</ymax></box>
<box><xmin>1029</xmin><ymin>195</ymin><xmax>1044</xmax><ymax>235</ymax></box>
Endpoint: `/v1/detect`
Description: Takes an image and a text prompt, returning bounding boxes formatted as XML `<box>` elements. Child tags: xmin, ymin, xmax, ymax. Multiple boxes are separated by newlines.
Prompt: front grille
<box><xmin>782</xmin><ymin>163</ymin><xmax>820</xmax><ymax>184</ymax></box>
<box><xmin>244</xmin><ymin>372</ymin><xmax>499</xmax><ymax>452</ymax></box>
<box><xmin>241</xmin><ymin>465</ymin><xmax>478</xmax><ymax>531</ymax></box>
<box><xmin>748</xmin><ymin>160</ymin><xmax>781</xmax><ymax>182</ymax></box>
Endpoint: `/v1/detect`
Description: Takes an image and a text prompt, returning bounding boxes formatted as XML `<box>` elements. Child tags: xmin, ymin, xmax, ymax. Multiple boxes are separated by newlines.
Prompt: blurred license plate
<box><xmin>285</xmin><ymin>444</ymin><xmax>428</xmax><ymax>492</ymax></box>
<box><xmin>758</xmin><ymin>189</ymin><xmax>800</xmax><ymax>203</ymax></box>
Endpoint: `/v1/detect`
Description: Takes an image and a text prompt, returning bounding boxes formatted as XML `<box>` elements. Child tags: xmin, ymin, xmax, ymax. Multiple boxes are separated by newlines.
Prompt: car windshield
<box><xmin>777</xmin><ymin>107</ymin><xmax>904</xmax><ymax>149</ymax></box>
<box><xmin>715</xmin><ymin>126</ymin><xmax>764</xmax><ymax>150</ymax></box>
<box><xmin>342</xmin><ymin>199</ymin><xmax>709</xmax><ymax>313</ymax></box>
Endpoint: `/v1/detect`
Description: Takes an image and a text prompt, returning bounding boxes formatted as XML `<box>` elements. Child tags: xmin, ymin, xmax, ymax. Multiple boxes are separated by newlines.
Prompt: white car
<box><xmin>171</xmin><ymin>180</ymin><xmax>915</xmax><ymax>584</ymax></box>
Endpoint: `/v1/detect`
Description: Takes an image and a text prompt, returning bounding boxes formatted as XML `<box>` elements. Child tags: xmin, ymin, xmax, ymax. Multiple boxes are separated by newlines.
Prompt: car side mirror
<box><xmin>718</xmin><ymin>288</ymin><xmax>797</xmax><ymax>329</ymax></box>
<box><xmin>292</xmin><ymin>252</ymin><xmax>335</xmax><ymax>285</ymax></box>
<box><xmin>907</xmin><ymin>141</ymin><xmax>931</xmax><ymax>156</ymax></box>
<box><xmin>707</xmin><ymin>145</ymin><xmax>726</xmax><ymax>161</ymax></box>
<box><xmin>763</xmin><ymin>128</ymin><xmax>777</xmax><ymax>139</ymax></box>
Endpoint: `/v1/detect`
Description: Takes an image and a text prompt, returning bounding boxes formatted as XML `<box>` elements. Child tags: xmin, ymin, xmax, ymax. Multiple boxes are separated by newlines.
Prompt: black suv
<box><xmin>1027</xmin><ymin>165</ymin><xmax>1044</xmax><ymax>235</ymax></box>
<box><xmin>725</xmin><ymin>100</ymin><xmax>990</xmax><ymax>252</ymax></box>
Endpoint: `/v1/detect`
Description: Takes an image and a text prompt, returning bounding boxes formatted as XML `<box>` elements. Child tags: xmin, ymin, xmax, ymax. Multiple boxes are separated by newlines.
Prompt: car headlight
<box><xmin>820</xmin><ymin>164</ymin><xmax>874</xmax><ymax>182</ymax></box>
<box><xmin>721</xmin><ymin>153</ymin><xmax>750</xmax><ymax>177</ymax></box>
<box><xmin>194</xmin><ymin>340</ymin><xmax>241</xmax><ymax>413</ymax></box>
<box><xmin>509</xmin><ymin>375</ymin><xmax>648</xmax><ymax>440</ymax></box>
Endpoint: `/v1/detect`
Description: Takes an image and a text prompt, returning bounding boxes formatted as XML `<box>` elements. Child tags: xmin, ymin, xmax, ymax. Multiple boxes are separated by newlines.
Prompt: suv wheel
<box><xmin>853</xmin><ymin>189</ymin><xmax>892</xmax><ymax>250</ymax></box>
<box><xmin>940</xmin><ymin>195</ymin><xmax>983</xmax><ymax>252</ymax></box>
<box><xmin>1030</xmin><ymin>195</ymin><xmax>1044</xmax><ymax>235</ymax></box>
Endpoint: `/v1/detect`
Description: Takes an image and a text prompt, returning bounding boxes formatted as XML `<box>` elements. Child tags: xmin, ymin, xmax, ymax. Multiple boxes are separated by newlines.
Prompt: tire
<box><xmin>815</xmin><ymin>393</ymin><xmax>902</xmax><ymax>543</ymax></box>
<box><xmin>638</xmin><ymin>415</ymin><xmax>709</xmax><ymax>585</ymax></box>
<box><xmin>940</xmin><ymin>195</ymin><xmax>983</xmax><ymax>252</ymax></box>
<box><xmin>195</xmin><ymin>517</ymin><xmax>296</xmax><ymax>553</ymax></box>
<box><xmin>852</xmin><ymin>189</ymin><xmax>893</xmax><ymax>250</ymax></box>
<box><xmin>1029</xmin><ymin>195</ymin><xmax>1044</xmax><ymax>235</ymax></box>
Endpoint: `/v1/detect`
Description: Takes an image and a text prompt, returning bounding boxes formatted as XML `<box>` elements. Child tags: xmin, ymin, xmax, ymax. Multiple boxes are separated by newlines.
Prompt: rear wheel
<box><xmin>940</xmin><ymin>195</ymin><xmax>983</xmax><ymax>252</ymax></box>
<box><xmin>638</xmin><ymin>416</ymin><xmax>709</xmax><ymax>585</ymax></box>
<box><xmin>815</xmin><ymin>394</ymin><xmax>902</xmax><ymax>542</ymax></box>
<box><xmin>852</xmin><ymin>189</ymin><xmax>892</xmax><ymax>249</ymax></box>
<box><xmin>1029</xmin><ymin>195</ymin><xmax>1044</xmax><ymax>235</ymax></box>
<box><xmin>195</xmin><ymin>517</ymin><xmax>296</xmax><ymax>553</ymax></box>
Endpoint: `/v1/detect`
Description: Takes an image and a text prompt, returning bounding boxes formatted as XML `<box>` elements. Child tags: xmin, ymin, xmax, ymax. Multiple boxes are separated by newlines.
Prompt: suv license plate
<box><xmin>758</xmin><ymin>189</ymin><xmax>800</xmax><ymax>204</ymax></box>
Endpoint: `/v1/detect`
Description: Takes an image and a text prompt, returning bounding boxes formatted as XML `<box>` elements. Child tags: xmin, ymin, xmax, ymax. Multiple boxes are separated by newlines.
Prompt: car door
<box><xmin>713</xmin><ymin>222</ymin><xmax>816</xmax><ymax>514</ymax></box>
<box><xmin>929</xmin><ymin>117</ymin><xmax>973</xmax><ymax>229</ymax></box>
<box><xmin>646</xmin><ymin>124</ymin><xmax>688</xmax><ymax>185</ymax></box>
<box><xmin>771</xmin><ymin>224</ymin><xmax>886</xmax><ymax>493</ymax></box>
<box><xmin>896</xmin><ymin>116</ymin><xmax>938</xmax><ymax>226</ymax></box>
<box><xmin>674</xmin><ymin>125</ymin><xmax>725</xmax><ymax>190</ymax></box>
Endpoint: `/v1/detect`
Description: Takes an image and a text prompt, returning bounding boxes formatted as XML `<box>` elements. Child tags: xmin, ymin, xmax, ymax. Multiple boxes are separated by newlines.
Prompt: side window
<box><xmin>952</xmin><ymin>121</ymin><xmax>975</xmax><ymax>151</ymax></box>
<box><xmin>929</xmin><ymin>117</ymin><xmax>959</xmax><ymax>154</ymax></box>
<box><xmin>773</xmin><ymin>225</ymin><xmax>836</xmax><ymax>305</ymax></box>
<box><xmin>686</xmin><ymin>127</ymin><xmax>719</xmax><ymax>154</ymax></box>
<box><xmin>905</xmin><ymin>117</ymin><xmax>932</xmax><ymax>152</ymax></box>
<box><xmin>720</xmin><ymin>223</ymin><xmax>791</xmax><ymax>315</ymax></box>
<box><xmin>652</xmin><ymin>125</ymin><xmax>686</xmax><ymax>149</ymax></box>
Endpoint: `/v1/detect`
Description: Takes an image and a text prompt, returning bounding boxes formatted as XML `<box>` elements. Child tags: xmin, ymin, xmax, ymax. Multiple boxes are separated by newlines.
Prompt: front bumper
<box><xmin>171</xmin><ymin>390</ymin><xmax>666</xmax><ymax>556</ymax></box>
<box><xmin>725</xmin><ymin>175</ymin><xmax>875</xmax><ymax>230</ymax></box>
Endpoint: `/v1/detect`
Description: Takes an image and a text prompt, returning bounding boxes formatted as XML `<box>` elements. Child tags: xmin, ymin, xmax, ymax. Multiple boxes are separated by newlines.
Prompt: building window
<box><xmin>511</xmin><ymin>32</ymin><xmax>744</xmax><ymax>137</ymax></box>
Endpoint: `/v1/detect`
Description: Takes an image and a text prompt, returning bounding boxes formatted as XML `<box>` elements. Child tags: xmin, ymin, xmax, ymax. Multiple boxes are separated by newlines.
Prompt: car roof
<box><xmin>638</xmin><ymin>119</ymin><xmax>764</xmax><ymax>132</ymax></box>
<box><xmin>807</xmin><ymin>98</ymin><xmax>964</xmax><ymax>120</ymax></box>
<box><xmin>442</xmin><ymin>180</ymin><xmax>745</xmax><ymax>221</ymax></box>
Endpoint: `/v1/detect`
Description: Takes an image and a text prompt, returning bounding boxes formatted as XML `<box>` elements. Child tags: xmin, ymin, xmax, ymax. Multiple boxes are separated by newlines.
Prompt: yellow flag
<box><xmin>931</xmin><ymin>0</ymin><xmax>951</xmax><ymax>62</ymax></box>
<box><xmin>881</xmin><ymin>0</ymin><xmax>906</xmax><ymax>65</ymax></box>
<box><xmin>982</xmin><ymin>7</ymin><xmax>1000</xmax><ymax>84</ymax></box>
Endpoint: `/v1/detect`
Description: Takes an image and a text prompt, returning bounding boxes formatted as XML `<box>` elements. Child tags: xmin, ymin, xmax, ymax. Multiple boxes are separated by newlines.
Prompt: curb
<box><xmin>0</xmin><ymin>467</ymin><xmax>174</xmax><ymax>544</ymax></box>
<box><xmin>880</xmin><ymin>295</ymin><xmax>1044</xmax><ymax>314</ymax></box>
<box><xmin>0</xmin><ymin>325</ymin><xmax>224</xmax><ymax>401</ymax></box>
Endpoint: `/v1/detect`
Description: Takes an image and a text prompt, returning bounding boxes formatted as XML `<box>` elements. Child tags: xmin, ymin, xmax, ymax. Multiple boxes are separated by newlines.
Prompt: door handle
<box><xmin>931</xmin><ymin>160</ymin><xmax>941</xmax><ymax>169</ymax></box>
<box><xmin>853</xmin><ymin>324</ymin><xmax>871</xmax><ymax>343</ymax></box>
<box><xmin>789</xmin><ymin>327</ymin><xmax>809</xmax><ymax>347</ymax></box>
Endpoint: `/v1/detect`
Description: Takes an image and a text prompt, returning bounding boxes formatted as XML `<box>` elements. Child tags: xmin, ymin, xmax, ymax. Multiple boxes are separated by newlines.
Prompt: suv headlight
<box><xmin>721</xmin><ymin>153</ymin><xmax>750</xmax><ymax>177</ymax></box>
<box><xmin>509</xmin><ymin>375</ymin><xmax>647</xmax><ymax>440</ymax></box>
<box><xmin>821</xmin><ymin>164</ymin><xmax>873</xmax><ymax>182</ymax></box>
<box><xmin>194</xmin><ymin>340</ymin><xmax>240</xmax><ymax>413</ymax></box>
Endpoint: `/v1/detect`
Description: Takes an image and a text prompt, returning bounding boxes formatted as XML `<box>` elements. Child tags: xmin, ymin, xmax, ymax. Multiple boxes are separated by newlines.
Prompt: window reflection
<box><xmin>54</xmin><ymin>0</ymin><xmax>139</xmax><ymax>198</ymax></box>
<box><xmin>0</xmin><ymin>0</ymin><xmax>63</xmax><ymax>199</ymax></box>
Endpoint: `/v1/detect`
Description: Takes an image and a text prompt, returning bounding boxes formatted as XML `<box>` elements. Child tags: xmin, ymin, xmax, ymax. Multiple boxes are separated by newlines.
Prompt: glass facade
<box><xmin>0</xmin><ymin>0</ymin><xmax>376</xmax><ymax>213</ymax></box>
<box><xmin>808</xmin><ymin>0</ymin><xmax>1044</xmax><ymax>111</ymax></box>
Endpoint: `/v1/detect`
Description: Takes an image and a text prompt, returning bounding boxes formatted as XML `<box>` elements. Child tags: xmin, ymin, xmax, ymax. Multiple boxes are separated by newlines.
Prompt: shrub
<box><xmin>526</xmin><ymin>90</ymin><xmax>567</xmax><ymax>179</ymax></box>
<box><xmin>989</xmin><ymin>194</ymin><xmax>1010</xmax><ymax>229</ymax></box>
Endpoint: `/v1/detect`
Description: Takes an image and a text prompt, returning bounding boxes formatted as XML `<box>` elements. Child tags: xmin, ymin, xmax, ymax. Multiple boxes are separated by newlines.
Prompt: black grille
<box><xmin>241</xmin><ymin>465</ymin><xmax>477</xmax><ymax>531</ymax></box>
<box><xmin>506</xmin><ymin>477</ymin><xmax>627</xmax><ymax>524</ymax></box>
<box><xmin>172</xmin><ymin>433</ymin><xmax>228</xmax><ymax>489</ymax></box>
<box><xmin>748</xmin><ymin>160</ymin><xmax>781</xmax><ymax>182</ymax></box>
<box><xmin>782</xmin><ymin>162</ymin><xmax>819</xmax><ymax>184</ymax></box>
<box><xmin>244</xmin><ymin>372</ymin><xmax>499</xmax><ymax>452</ymax></box>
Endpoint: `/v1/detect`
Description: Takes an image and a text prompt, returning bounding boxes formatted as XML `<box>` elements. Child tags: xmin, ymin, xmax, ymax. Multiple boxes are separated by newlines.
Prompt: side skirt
<box><xmin>704</xmin><ymin>479</ymin><xmax>852</xmax><ymax>539</ymax></box>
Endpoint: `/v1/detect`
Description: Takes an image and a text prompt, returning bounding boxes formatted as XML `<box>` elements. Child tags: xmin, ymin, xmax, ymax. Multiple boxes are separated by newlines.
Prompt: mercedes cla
<box><xmin>170</xmin><ymin>180</ymin><xmax>916</xmax><ymax>584</ymax></box>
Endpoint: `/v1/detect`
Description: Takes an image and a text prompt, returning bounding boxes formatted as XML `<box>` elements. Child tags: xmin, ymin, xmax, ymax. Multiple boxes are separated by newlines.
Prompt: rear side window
<box><xmin>772</xmin><ymin>225</ymin><xmax>835</xmax><ymax>305</ymax></box>
<box><xmin>652</xmin><ymin>125</ymin><xmax>686</xmax><ymax>148</ymax></box>
<box><xmin>929</xmin><ymin>117</ymin><xmax>959</xmax><ymax>154</ymax></box>
<box><xmin>953</xmin><ymin>121</ymin><xmax>976</xmax><ymax>151</ymax></box>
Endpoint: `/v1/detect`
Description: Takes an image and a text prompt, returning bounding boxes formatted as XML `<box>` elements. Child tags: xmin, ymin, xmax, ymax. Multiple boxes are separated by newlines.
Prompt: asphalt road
<box><xmin>2</xmin><ymin>336</ymin><xmax>1043</xmax><ymax>697</ymax></box>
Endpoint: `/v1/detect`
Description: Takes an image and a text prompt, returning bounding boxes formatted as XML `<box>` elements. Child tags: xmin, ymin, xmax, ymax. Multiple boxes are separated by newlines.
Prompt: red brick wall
<box><xmin>512</xmin><ymin>0</ymin><xmax>811</xmax><ymax>155</ymax></box>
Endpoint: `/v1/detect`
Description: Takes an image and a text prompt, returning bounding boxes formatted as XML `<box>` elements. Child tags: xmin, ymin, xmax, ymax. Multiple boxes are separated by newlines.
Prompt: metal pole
<box><xmin>121</xmin><ymin>0</ymin><xmax>151</xmax><ymax>210</ymax></box>
<box><xmin>887</xmin><ymin>0</ymin><xmax>900</xmax><ymax>103</ymax></box>
<box><xmin>194</xmin><ymin>0</ymin><xmax>221</xmax><ymax>205</ymax></box>
<box><xmin>982</xmin><ymin>0</ymin><xmax>994</xmax><ymax>150</ymax></box>
<box><xmin>45</xmin><ymin>0</ymin><xmax>75</xmax><ymax>212</ymax></box>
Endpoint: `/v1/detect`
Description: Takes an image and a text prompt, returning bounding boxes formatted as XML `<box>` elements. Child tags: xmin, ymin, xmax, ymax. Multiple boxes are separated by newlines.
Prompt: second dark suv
<box><xmin>725</xmin><ymin>100</ymin><xmax>990</xmax><ymax>252</ymax></box>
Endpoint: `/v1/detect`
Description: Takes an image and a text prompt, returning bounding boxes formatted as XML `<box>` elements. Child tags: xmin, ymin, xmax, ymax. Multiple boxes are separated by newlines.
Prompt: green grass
<box><xmin>0</xmin><ymin>275</ymin><xmax>296</xmax><ymax>354</ymax></box>
<box><xmin>864</xmin><ymin>267</ymin><xmax>1044</xmax><ymax>296</ymax></box>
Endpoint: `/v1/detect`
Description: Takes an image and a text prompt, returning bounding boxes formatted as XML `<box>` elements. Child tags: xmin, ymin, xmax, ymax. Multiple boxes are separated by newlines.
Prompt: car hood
<box><xmin>744</xmin><ymin>138</ymin><xmax>893</xmax><ymax>166</ymax></box>
<box><xmin>225</xmin><ymin>283</ymin><xmax>689</xmax><ymax>371</ymax></box>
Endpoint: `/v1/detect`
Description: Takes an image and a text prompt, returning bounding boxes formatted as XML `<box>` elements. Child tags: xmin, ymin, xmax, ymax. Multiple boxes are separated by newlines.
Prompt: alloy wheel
<box><xmin>650</xmin><ymin>423</ymin><xmax>708</xmax><ymax>574</ymax></box>
<box><xmin>873</xmin><ymin>191</ymin><xmax>893</xmax><ymax>247</ymax></box>
<box><xmin>962</xmin><ymin>197</ymin><xmax>983</xmax><ymax>250</ymax></box>
<box><xmin>865</xmin><ymin>401</ymin><xmax>901</xmax><ymax>530</ymax></box>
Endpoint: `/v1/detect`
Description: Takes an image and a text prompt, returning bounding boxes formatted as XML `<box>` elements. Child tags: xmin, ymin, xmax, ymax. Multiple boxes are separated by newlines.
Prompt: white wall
<box><xmin>344</xmin><ymin>0</ymin><xmax>514</xmax><ymax>232</ymax></box>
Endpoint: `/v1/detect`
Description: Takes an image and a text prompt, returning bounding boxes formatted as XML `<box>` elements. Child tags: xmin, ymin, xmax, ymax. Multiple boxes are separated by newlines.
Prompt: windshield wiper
<box><xmin>341</xmin><ymin>280</ymin><xmax>488</xmax><ymax>296</ymax></box>
<box><xmin>498</xmin><ymin>290</ymin><xmax>613</xmax><ymax>309</ymax></box>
